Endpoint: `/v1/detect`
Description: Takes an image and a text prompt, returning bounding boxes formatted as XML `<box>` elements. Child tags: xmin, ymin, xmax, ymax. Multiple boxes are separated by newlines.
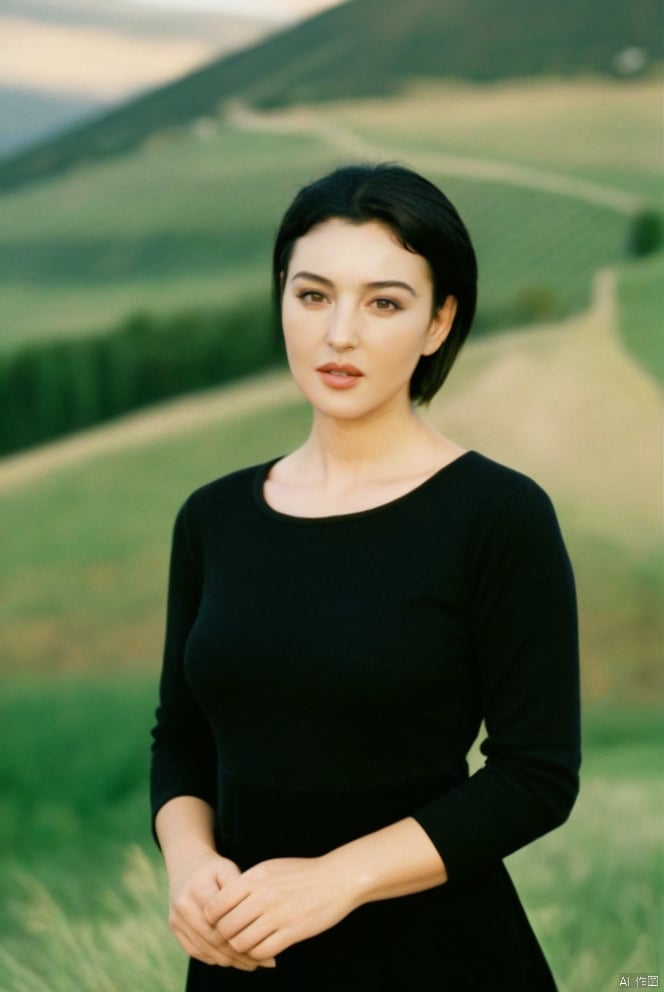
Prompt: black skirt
<box><xmin>184</xmin><ymin>773</ymin><xmax>557</xmax><ymax>991</ymax></box>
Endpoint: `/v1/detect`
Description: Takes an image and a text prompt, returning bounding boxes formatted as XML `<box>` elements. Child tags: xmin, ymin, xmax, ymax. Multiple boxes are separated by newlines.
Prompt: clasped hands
<box><xmin>168</xmin><ymin>850</ymin><xmax>357</xmax><ymax>972</ymax></box>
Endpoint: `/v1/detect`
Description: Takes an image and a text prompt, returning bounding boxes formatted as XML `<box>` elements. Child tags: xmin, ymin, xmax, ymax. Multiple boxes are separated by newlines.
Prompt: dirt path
<box><xmin>428</xmin><ymin>268</ymin><xmax>661</xmax><ymax>550</ymax></box>
<box><xmin>0</xmin><ymin>369</ymin><xmax>299</xmax><ymax>493</ymax></box>
<box><xmin>224</xmin><ymin>101</ymin><xmax>644</xmax><ymax>214</ymax></box>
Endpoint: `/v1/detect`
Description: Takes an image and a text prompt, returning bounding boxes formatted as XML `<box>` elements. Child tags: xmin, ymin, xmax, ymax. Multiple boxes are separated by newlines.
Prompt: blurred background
<box><xmin>0</xmin><ymin>1</ymin><xmax>661</xmax><ymax>988</ymax></box>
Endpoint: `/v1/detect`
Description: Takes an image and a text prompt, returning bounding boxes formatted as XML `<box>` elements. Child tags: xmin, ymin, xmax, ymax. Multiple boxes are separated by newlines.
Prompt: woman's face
<box><xmin>281</xmin><ymin>218</ymin><xmax>456</xmax><ymax>422</ymax></box>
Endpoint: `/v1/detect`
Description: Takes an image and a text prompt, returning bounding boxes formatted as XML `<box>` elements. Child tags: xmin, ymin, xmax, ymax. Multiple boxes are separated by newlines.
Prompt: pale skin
<box><xmin>156</xmin><ymin>217</ymin><xmax>463</xmax><ymax>968</ymax></box>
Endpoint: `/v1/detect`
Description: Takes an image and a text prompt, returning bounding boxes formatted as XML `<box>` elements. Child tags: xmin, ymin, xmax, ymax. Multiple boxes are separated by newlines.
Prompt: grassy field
<box><xmin>1</xmin><ymin>78</ymin><xmax>658</xmax><ymax>351</ymax></box>
<box><xmin>0</xmin><ymin>679</ymin><xmax>660</xmax><ymax>992</ymax></box>
<box><xmin>323</xmin><ymin>78</ymin><xmax>663</xmax><ymax>200</ymax></box>
<box><xmin>0</xmin><ymin>72</ymin><xmax>661</xmax><ymax>991</ymax></box>
<box><xmin>616</xmin><ymin>251</ymin><xmax>664</xmax><ymax>383</ymax></box>
<box><xmin>0</xmin><ymin>398</ymin><xmax>309</xmax><ymax>673</ymax></box>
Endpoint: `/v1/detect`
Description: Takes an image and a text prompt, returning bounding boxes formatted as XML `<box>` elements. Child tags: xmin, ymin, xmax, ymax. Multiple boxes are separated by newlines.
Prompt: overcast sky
<box><xmin>129</xmin><ymin>0</ymin><xmax>343</xmax><ymax>21</ymax></box>
<box><xmin>0</xmin><ymin>0</ymin><xmax>347</xmax><ymax>156</ymax></box>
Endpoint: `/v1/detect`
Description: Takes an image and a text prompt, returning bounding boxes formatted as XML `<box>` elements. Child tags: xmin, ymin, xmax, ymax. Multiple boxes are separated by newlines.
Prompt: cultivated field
<box><xmin>1</xmin><ymin>78</ymin><xmax>659</xmax><ymax>350</ymax></box>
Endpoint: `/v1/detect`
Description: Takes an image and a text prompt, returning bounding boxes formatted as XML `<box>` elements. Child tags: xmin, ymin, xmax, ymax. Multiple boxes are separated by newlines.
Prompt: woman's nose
<box><xmin>325</xmin><ymin>304</ymin><xmax>359</xmax><ymax>350</ymax></box>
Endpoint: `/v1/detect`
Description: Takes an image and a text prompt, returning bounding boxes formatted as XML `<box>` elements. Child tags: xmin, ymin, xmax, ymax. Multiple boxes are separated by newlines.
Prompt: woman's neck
<box><xmin>295</xmin><ymin>405</ymin><xmax>457</xmax><ymax>486</ymax></box>
<box><xmin>263</xmin><ymin>401</ymin><xmax>464</xmax><ymax>517</ymax></box>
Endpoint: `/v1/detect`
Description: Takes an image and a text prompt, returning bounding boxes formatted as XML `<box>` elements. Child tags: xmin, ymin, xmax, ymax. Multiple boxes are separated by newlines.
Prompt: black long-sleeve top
<box><xmin>151</xmin><ymin>451</ymin><xmax>580</xmax><ymax>890</ymax></box>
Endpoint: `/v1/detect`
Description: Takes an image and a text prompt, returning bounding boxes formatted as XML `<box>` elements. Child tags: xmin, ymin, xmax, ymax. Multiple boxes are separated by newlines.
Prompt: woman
<box><xmin>150</xmin><ymin>163</ymin><xmax>581</xmax><ymax>990</ymax></box>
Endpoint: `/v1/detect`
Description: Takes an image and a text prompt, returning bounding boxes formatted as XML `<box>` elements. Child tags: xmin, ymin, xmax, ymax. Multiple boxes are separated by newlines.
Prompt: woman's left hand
<box><xmin>203</xmin><ymin>856</ymin><xmax>358</xmax><ymax>961</ymax></box>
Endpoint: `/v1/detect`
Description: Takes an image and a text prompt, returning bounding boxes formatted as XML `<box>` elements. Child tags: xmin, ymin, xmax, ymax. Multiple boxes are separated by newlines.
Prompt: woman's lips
<box><xmin>316</xmin><ymin>363</ymin><xmax>364</xmax><ymax>390</ymax></box>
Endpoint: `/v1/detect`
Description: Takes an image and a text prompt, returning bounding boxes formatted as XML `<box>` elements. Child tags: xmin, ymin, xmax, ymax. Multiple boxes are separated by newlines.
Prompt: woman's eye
<box><xmin>298</xmin><ymin>290</ymin><xmax>326</xmax><ymax>304</ymax></box>
<box><xmin>372</xmin><ymin>298</ymin><xmax>401</xmax><ymax>312</ymax></box>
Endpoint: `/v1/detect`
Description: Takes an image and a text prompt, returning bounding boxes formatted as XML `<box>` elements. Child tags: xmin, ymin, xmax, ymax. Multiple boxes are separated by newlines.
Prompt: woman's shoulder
<box><xmin>457</xmin><ymin>451</ymin><xmax>566</xmax><ymax>556</ymax></box>
<box><xmin>442</xmin><ymin>450</ymin><xmax>564</xmax><ymax>548</ymax></box>
<box><xmin>451</xmin><ymin>450</ymin><xmax>553</xmax><ymax>509</ymax></box>
<box><xmin>176</xmin><ymin>458</ymin><xmax>277</xmax><ymax>523</ymax></box>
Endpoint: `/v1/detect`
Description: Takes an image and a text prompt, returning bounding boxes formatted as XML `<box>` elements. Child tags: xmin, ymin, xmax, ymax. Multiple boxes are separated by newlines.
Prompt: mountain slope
<box><xmin>0</xmin><ymin>2</ymin><xmax>273</xmax><ymax>164</ymax></box>
<box><xmin>0</xmin><ymin>0</ymin><xmax>659</xmax><ymax>194</ymax></box>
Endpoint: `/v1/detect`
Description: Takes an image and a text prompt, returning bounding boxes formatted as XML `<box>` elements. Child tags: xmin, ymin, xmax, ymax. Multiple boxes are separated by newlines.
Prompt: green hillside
<box><xmin>616</xmin><ymin>251</ymin><xmax>664</xmax><ymax>381</ymax></box>
<box><xmin>0</xmin><ymin>6</ymin><xmax>661</xmax><ymax>979</ymax></box>
<box><xmin>1</xmin><ymin>76</ymin><xmax>659</xmax><ymax>455</ymax></box>
<box><xmin>0</xmin><ymin>118</ymin><xmax>633</xmax><ymax>348</ymax></box>
<box><xmin>3</xmin><ymin>78</ymin><xmax>658</xmax><ymax>351</ymax></box>
<box><xmin>0</xmin><ymin>0</ymin><xmax>660</xmax><ymax>194</ymax></box>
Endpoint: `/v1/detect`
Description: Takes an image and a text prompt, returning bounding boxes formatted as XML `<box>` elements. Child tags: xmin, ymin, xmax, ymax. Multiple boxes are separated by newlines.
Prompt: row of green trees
<box><xmin>0</xmin><ymin>297</ymin><xmax>282</xmax><ymax>456</ymax></box>
<box><xmin>1</xmin><ymin>283</ymin><xmax>558</xmax><ymax>459</ymax></box>
<box><xmin>2</xmin><ymin>206</ymin><xmax>660</xmax><ymax>459</ymax></box>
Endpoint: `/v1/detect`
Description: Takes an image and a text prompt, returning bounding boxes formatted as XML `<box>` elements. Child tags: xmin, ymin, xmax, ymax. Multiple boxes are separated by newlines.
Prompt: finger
<box><xmin>220</xmin><ymin>955</ymin><xmax>259</xmax><ymax>973</ymax></box>
<box><xmin>228</xmin><ymin>919</ymin><xmax>278</xmax><ymax>956</ymax></box>
<box><xmin>172</xmin><ymin>924</ymin><xmax>219</xmax><ymax>967</ymax></box>
<box><xmin>204</xmin><ymin>885</ymin><xmax>249</xmax><ymax>926</ymax></box>
<box><xmin>172</xmin><ymin>915</ymin><xmax>253</xmax><ymax>970</ymax></box>
<box><xmin>215</xmin><ymin>936</ymin><xmax>268</xmax><ymax>972</ymax></box>
<box><xmin>182</xmin><ymin>933</ymin><xmax>259</xmax><ymax>971</ymax></box>
<box><xmin>247</xmin><ymin>929</ymin><xmax>293</xmax><ymax>962</ymax></box>
<box><xmin>172</xmin><ymin>890</ymin><xmax>221</xmax><ymax>938</ymax></box>
<box><xmin>215</xmin><ymin>900</ymin><xmax>263</xmax><ymax>942</ymax></box>
<box><xmin>171</xmin><ymin>906</ymin><xmax>223</xmax><ymax>951</ymax></box>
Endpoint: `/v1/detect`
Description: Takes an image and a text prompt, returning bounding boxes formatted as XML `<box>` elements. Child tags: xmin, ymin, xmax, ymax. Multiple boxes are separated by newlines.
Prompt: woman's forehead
<box><xmin>288</xmin><ymin>218</ymin><xmax>430</xmax><ymax>283</ymax></box>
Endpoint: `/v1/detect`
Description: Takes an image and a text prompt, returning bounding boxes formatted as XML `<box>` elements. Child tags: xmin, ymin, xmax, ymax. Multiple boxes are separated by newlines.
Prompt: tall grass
<box><xmin>0</xmin><ymin>847</ymin><xmax>185</xmax><ymax>992</ymax></box>
<box><xmin>0</xmin><ymin>677</ymin><xmax>156</xmax><ymax>929</ymax></box>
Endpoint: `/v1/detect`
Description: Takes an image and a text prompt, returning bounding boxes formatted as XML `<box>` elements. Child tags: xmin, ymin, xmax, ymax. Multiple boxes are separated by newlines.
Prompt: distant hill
<box><xmin>0</xmin><ymin>0</ymin><xmax>660</xmax><ymax>194</ymax></box>
<box><xmin>0</xmin><ymin>0</ymin><xmax>273</xmax><ymax>166</ymax></box>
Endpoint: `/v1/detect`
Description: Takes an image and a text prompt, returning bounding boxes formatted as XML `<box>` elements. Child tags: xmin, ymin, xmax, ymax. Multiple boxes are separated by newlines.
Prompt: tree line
<box><xmin>0</xmin><ymin>297</ymin><xmax>282</xmax><ymax>456</ymax></box>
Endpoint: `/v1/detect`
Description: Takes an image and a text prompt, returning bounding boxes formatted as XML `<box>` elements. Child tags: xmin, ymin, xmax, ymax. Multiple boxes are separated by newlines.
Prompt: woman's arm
<box><xmin>155</xmin><ymin>794</ymin><xmax>220</xmax><ymax>875</ymax></box>
<box><xmin>322</xmin><ymin>814</ymin><xmax>448</xmax><ymax>900</ymax></box>
<box><xmin>151</xmin><ymin>504</ymin><xmax>276</xmax><ymax>972</ymax></box>
<box><xmin>151</xmin><ymin>503</ymin><xmax>218</xmax><ymax>831</ymax></box>
<box><xmin>203</xmin><ymin>815</ymin><xmax>447</xmax><ymax>962</ymax></box>
<box><xmin>409</xmin><ymin>477</ymin><xmax>581</xmax><ymax>879</ymax></box>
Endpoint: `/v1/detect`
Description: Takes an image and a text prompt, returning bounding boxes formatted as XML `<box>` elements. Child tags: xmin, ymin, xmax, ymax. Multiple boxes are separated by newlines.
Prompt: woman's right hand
<box><xmin>168</xmin><ymin>850</ymin><xmax>277</xmax><ymax>971</ymax></box>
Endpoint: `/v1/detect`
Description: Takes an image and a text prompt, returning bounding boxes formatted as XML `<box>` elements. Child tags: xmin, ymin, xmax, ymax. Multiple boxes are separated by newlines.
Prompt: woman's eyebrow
<box><xmin>290</xmin><ymin>270</ymin><xmax>334</xmax><ymax>287</ymax></box>
<box><xmin>291</xmin><ymin>271</ymin><xmax>417</xmax><ymax>295</ymax></box>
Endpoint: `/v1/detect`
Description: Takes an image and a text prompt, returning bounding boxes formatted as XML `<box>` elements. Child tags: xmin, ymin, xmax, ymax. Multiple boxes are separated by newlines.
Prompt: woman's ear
<box><xmin>422</xmin><ymin>295</ymin><xmax>457</xmax><ymax>356</ymax></box>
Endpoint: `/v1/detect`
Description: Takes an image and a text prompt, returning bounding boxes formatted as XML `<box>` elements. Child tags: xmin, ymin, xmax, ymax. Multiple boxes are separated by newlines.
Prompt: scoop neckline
<box><xmin>253</xmin><ymin>450</ymin><xmax>477</xmax><ymax>525</ymax></box>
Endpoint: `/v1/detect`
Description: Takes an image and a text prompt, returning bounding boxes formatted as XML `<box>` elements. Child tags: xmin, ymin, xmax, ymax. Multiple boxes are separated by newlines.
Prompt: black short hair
<box><xmin>272</xmin><ymin>163</ymin><xmax>478</xmax><ymax>404</ymax></box>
